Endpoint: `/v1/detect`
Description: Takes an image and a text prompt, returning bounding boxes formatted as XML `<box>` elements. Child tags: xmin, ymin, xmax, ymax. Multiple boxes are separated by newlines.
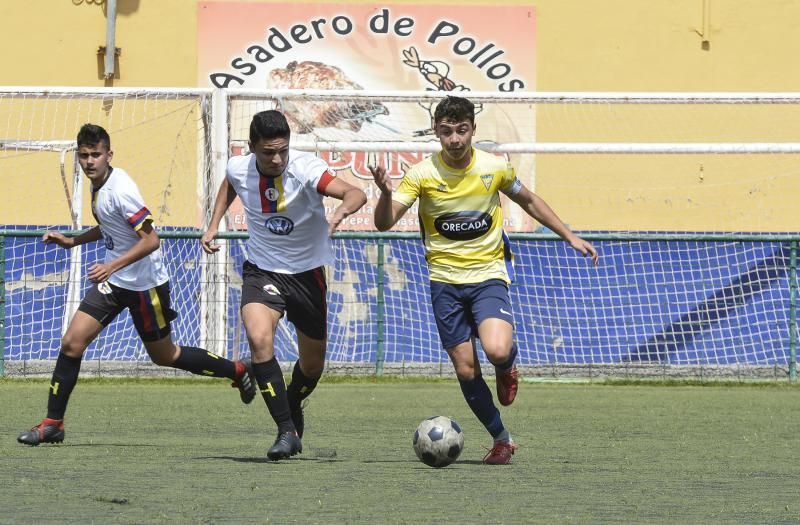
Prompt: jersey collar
<box><xmin>91</xmin><ymin>166</ymin><xmax>114</xmax><ymax>191</ymax></box>
<box><xmin>254</xmin><ymin>157</ymin><xmax>285</xmax><ymax>179</ymax></box>
<box><xmin>437</xmin><ymin>147</ymin><xmax>476</xmax><ymax>173</ymax></box>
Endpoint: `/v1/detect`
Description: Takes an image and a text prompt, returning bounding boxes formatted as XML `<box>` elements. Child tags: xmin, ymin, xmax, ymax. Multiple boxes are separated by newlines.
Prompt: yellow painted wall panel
<box><xmin>1</xmin><ymin>0</ymin><xmax>799</xmax><ymax>231</ymax></box>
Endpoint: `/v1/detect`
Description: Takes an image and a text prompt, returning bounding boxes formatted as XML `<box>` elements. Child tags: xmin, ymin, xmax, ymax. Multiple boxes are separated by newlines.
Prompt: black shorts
<box><xmin>241</xmin><ymin>260</ymin><xmax>327</xmax><ymax>340</ymax></box>
<box><xmin>78</xmin><ymin>281</ymin><xmax>177</xmax><ymax>342</ymax></box>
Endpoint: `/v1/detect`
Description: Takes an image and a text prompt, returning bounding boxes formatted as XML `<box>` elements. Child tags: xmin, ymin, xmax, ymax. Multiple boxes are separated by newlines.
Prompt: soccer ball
<box><xmin>412</xmin><ymin>415</ymin><xmax>464</xmax><ymax>468</ymax></box>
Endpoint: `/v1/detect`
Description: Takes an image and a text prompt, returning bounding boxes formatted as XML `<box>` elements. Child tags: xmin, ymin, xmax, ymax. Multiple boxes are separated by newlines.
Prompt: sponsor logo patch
<box><xmin>262</xmin><ymin>284</ymin><xmax>280</xmax><ymax>296</ymax></box>
<box><xmin>265</xmin><ymin>215</ymin><xmax>294</xmax><ymax>235</ymax></box>
<box><xmin>434</xmin><ymin>211</ymin><xmax>492</xmax><ymax>240</ymax></box>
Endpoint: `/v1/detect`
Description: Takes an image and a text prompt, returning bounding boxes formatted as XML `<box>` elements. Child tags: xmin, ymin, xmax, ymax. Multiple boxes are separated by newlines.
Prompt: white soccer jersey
<box><xmin>90</xmin><ymin>167</ymin><xmax>169</xmax><ymax>291</ymax></box>
<box><xmin>226</xmin><ymin>150</ymin><xmax>335</xmax><ymax>274</ymax></box>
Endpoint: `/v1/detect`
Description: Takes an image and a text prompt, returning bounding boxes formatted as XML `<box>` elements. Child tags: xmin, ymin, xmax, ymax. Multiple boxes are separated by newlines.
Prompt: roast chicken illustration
<box><xmin>268</xmin><ymin>61</ymin><xmax>388</xmax><ymax>133</ymax></box>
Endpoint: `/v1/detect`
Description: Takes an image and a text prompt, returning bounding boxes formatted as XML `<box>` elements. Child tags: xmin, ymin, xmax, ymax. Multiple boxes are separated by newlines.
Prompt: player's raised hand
<box><xmin>570</xmin><ymin>237</ymin><xmax>599</xmax><ymax>266</ymax></box>
<box><xmin>320</xmin><ymin>178</ymin><xmax>367</xmax><ymax>237</ymax></box>
<box><xmin>42</xmin><ymin>231</ymin><xmax>74</xmax><ymax>249</ymax></box>
<box><xmin>368</xmin><ymin>165</ymin><xmax>393</xmax><ymax>194</ymax></box>
<box><xmin>200</xmin><ymin>229</ymin><xmax>221</xmax><ymax>254</ymax></box>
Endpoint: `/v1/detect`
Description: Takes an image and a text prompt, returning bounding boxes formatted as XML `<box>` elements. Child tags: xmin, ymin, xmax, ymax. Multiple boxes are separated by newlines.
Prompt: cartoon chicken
<box><xmin>402</xmin><ymin>47</ymin><xmax>481</xmax><ymax>136</ymax></box>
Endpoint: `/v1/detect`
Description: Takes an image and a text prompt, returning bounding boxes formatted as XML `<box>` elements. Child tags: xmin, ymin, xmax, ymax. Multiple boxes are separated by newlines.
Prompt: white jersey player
<box><xmin>18</xmin><ymin>124</ymin><xmax>257</xmax><ymax>448</ymax></box>
<box><xmin>201</xmin><ymin>110</ymin><xmax>367</xmax><ymax>461</ymax></box>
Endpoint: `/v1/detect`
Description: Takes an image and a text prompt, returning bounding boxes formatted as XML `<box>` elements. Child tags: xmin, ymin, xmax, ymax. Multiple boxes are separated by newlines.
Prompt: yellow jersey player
<box><xmin>370</xmin><ymin>96</ymin><xmax>598</xmax><ymax>465</ymax></box>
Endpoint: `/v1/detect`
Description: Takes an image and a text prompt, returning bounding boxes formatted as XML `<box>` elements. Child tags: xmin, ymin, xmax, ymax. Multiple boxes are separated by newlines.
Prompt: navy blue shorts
<box><xmin>429</xmin><ymin>279</ymin><xmax>514</xmax><ymax>349</ymax></box>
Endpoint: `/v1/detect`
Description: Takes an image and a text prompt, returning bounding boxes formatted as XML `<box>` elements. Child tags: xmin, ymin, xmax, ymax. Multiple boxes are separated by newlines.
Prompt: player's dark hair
<box><xmin>76</xmin><ymin>123</ymin><xmax>111</xmax><ymax>150</ymax></box>
<box><xmin>433</xmin><ymin>96</ymin><xmax>475</xmax><ymax>125</ymax></box>
<box><xmin>250</xmin><ymin>110</ymin><xmax>291</xmax><ymax>144</ymax></box>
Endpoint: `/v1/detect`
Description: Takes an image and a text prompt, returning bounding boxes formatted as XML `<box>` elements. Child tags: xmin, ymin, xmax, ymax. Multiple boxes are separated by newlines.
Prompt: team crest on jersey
<box><xmin>480</xmin><ymin>174</ymin><xmax>494</xmax><ymax>190</ymax></box>
<box><xmin>436</xmin><ymin>183</ymin><xmax>447</xmax><ymax>192</ymax></box>
<box><xmin>265</xmin><ymin>215</ymin><xmax>294</xmax><ymax>235</ymax></box>
<box><xmin>102</xmin><ymin>234</ymin><xmax>114</xmax><ymax>250</ymax></box>
<box><xmin>264</xmin><ymin>187</ymin><xmax>280</xmax><ymax>201</ymax></box>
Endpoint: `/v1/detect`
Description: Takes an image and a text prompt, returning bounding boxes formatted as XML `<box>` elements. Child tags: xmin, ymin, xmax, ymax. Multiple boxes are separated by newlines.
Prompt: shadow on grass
<box><xmin>196</xmin><ymin>455</ymin><xmax>340</xmax><ymax>463</ymax></box>
<box><xmin>59</xmin><ymin>443</ymin><xmax>160</xmax><ymax>447</ymax></box>
<box><xmin>407</xmin><ymin>460</ymin><xmax>487</xmax><ymax>467</ymax></box>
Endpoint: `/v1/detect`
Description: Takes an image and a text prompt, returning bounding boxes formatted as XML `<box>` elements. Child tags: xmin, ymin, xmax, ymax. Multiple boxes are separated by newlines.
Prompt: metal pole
<box><xmin>375</xmin><ymin>239</ymin><xmax>386</xmax><ymax>375</ymax></box>
<box><xmin>63</xmin><ymin>154</ymin><xmax>84</xmax><ymax>334</ymax></box>
<box><xmin>199</xmin><ymin>88</ymin><xmax>229</xmax><ymax>356</ymax></box>
<box><xmin>104</xmin><ymin>0</ymin><xmax>118</xmax><ymax>79</ymax></box>
<box><xmin>789</xmin><ymin>241</ymin><xmax>797</xmax><ymax>382</ymax></box>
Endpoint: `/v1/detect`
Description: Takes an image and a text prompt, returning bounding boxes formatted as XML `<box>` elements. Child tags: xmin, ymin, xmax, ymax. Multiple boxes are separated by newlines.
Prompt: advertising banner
<box><xmin>198</xmin><ymin>2</ymin><xmax>536</xmax><ymax>230</ymax></box>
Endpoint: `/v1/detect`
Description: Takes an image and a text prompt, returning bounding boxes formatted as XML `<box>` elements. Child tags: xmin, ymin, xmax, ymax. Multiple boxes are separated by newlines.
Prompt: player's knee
<box><xmin>150</xmin><ymin>353</ymin><xmax>174</xmax><ymax>367</ymax></box>
<box><xmin>453</xmin><ymin>362</ymin><xmax>477</xmax><ymax>381</ymax></box>
<box><xmin>247</xmin><ymin>333</ymin><xmax>275</xmax><ymax>352</ymax></box>
<box><xmin>60</xmin><ymin>335</ymin><xmax>87</xmax><ymax>358</ymax></box>
<box><xmin>304</xmin><ymin>360</ymin><xmax>325</xmax><ymax>378</ymax></box>
<box><xmin>145</xmin><ymin>341</ymin><xmax>180</xmax><ymax>366</ymax></box>
<box><xmin>248</xmin><ymin>342</ymin><xmax>275</xmax><ymax>362</ymax></box>
<box><xmin>483</xmin><ymin>342</ymin><xmax>513</xmax><ymax>365</ymax></box>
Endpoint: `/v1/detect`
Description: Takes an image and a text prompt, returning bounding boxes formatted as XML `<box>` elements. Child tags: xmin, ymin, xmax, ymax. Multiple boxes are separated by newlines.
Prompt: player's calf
<box><xmin>495</xmin><ymin>365</ymin><xmax>519</xmax><ymax>406</ymax></box>
<box><xmin>288</xmin><ymin>397</ymin><xmax>307</xmax><ymax>439</ymax></box>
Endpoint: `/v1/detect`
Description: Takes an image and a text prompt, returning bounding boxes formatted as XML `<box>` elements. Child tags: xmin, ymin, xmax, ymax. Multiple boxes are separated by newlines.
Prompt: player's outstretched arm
<box><xmin>322</xmin><ymin>178</ymin><xmax>367</xmax><ymax>235</ymax></box>
<box><xmin>509</xmin><ymin>185</ymin><xmax>599</xmax><ymax>265</ymax></box>
<box><xmin>87</xmin><ymin>221</ymin><xmax>160</xmax><ymax>283</ymax></box>
<box><xmin>201</xmin><ymin>178</ymin><xmax>238</xmax><ymax>254</ymax></box>
<box><xmin>42</xmin><ymin>226</ymin><xmax>102</xmax><ymax>249</ymax></box>
<box><xmin>369</xmin><ymin>165</ymin><xmax>409</xmax><ymax>231</ymax></box>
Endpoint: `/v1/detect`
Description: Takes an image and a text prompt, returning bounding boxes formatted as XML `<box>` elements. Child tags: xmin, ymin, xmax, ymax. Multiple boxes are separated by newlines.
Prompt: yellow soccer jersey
<box><xmin>392</xmin><ymin>148</ymin><xmax>521</xmax><ymax>284</ymax></box>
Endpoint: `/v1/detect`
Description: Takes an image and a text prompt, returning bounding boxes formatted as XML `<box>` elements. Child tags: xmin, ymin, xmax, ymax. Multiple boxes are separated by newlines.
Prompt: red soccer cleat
<box><xmin>496</xmin><ymin>365</ymin><xmax>519</xmax><ymax>406</ymax></box>
<box><xmin>482</xmin><ymin>440</ymin><xmax>519</xmax><ymax>465</ymax></box>
<box><xmin>232</xmin><ymin>359</ymin><xmax>256</xmax><ymax>404</ymax></box>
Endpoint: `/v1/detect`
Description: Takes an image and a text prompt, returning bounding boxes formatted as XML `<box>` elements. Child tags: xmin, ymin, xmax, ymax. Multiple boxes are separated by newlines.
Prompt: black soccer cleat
<box><xmin>266</xmin><ymin>431</ymin><xmax>302</xmax><ymax>460</ymax></box>
<box><xmin>232</xmin><ymin>359</ymin><xmax>257</xmax><ymax>404</ymax></box>
<box><xmin>18</xmin><ymin>418</ymin><xmax>65</xmax><ymax>446</ymax></box>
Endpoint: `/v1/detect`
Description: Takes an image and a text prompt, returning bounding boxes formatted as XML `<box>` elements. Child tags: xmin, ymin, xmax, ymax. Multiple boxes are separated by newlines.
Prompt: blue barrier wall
<box><xmin>3</xmin><ymin>231</ymin><xmax>795</xmax><ymax>366</ymax></box>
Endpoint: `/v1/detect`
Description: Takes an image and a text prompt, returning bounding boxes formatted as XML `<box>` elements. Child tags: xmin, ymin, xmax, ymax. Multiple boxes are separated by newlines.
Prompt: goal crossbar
<box><xmin>258</xmin><ymin>141</ymin><xmax>800</xmax><ymax>154</ymax></box>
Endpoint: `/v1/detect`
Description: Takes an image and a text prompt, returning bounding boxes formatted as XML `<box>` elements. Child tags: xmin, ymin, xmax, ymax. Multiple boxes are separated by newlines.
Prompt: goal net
<box><xmin>2</xmin><ymin>88</ymin><xmax>800</xmax><ymax>380</ymax></box>
<box><xmin>223</xmin><ymin>90</ymin><xmax>800</xmax><ymax>380</ymax></box>
<box><xmin>0</xmin><ymin>88</ymin><xmax>217</xmax><ymax>373</ymax></box>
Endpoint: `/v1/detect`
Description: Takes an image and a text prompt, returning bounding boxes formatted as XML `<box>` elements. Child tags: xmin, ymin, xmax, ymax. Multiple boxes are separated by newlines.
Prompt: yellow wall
<box><xmin>2</xmin><ymin>0</ymin><xmax>799</xmax><ymax>231</ymax></box>
<box><xmin>5</xmin><ymin>0</ymin><xmax>800</xmax><ymax>90</ymax></box>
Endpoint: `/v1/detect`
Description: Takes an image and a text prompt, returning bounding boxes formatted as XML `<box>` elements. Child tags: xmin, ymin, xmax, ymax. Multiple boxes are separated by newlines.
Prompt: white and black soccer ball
<box><xmin>412</xmin><ymin>415</ymin><xmax>464</xmax><ymax>468</ymax></box>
